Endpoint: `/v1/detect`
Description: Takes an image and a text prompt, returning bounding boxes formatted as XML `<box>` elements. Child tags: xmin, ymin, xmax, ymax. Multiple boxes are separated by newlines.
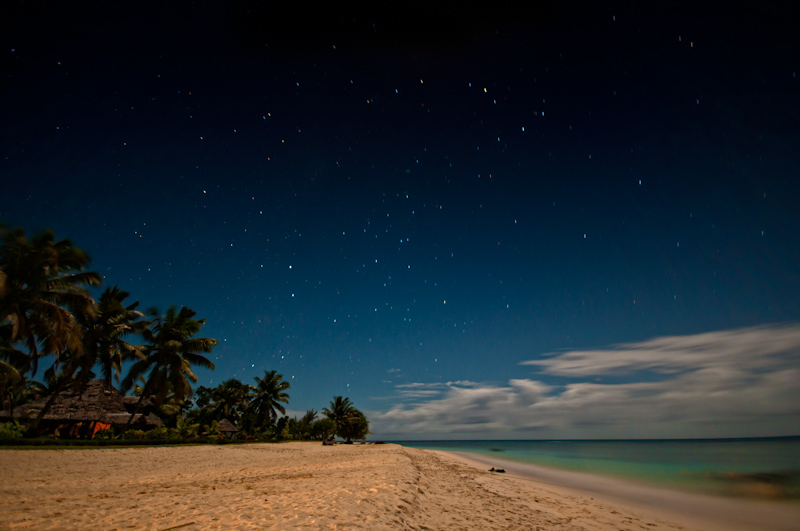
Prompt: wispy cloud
<box><xmin>394</xmin><ymin>381</ymin><xmax>479</xmax><ymax>399</ymax></box>
<box><xmin>523</xmin><ymin>325</ymin><xmax>800</xmax><ymax>376</ymax></box>
<box><xmin>370</xmin><ymin>325</ymin><xmax>800</xmax><ymax>439</ymax></box>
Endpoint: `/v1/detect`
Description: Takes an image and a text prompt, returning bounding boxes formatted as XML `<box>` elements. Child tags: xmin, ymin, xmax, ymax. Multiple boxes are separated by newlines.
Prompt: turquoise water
<box><xmin>396</xmin><ymin>438</ymin><xmax>800</xmax><ymax>497</ymax></box>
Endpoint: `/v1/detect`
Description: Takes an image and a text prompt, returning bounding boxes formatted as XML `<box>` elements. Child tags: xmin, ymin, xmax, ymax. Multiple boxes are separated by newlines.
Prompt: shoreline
<box><xmin>440</xmin><ymin>449</ymin><xmax>800</xmax><ymax>531</ymax></box>
<box><xmin>1</xmin><ymin>441</ymin><xmax>798</xmax><ymax>530</ymax></box>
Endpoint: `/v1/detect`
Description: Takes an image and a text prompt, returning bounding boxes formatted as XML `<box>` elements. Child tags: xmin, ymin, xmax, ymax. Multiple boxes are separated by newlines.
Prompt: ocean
<box><xmin>396</xmin><ymin>437</ymin><xmax>800</xmax><ymax>498</ymax></box>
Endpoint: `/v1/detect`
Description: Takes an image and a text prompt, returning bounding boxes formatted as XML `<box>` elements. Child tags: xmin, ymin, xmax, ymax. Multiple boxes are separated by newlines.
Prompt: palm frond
<box><xmin>182</xmin><ymin>352</ymin><xmax>215</xmax><ymax>370</ymax></box>
<box><xmin>183</xmin><ymin>338</ymin><xmax>218</xmax><ymax>353</ymax></box>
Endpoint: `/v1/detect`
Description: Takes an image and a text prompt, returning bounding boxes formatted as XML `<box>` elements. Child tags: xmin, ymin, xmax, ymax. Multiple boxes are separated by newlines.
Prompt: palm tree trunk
<box><xmin>28</xmin><ymin>364</ymin><xmax>78</xmax><ymax>433</ymax></box>
<box><xmin>2</xmin><ymin>392</ymin><xmax>13</xmax><ymax>423</ymax></box>
<box><xmin>125</xmin><ymin>378</ymin><xmax>153</xmax><ymax>429</ymax></box>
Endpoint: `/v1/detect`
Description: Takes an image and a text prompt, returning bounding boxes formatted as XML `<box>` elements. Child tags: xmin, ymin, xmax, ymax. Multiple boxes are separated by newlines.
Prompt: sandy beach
<box><xmin>0</xmin><ymin>442</ymin><xmax>797</xmax><ymax>531</ymax></box>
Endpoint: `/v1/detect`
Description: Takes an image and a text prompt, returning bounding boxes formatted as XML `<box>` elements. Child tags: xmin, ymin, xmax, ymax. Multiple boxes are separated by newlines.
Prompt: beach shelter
<box><xmin>217</xmin><ymin>418</ymin><xmax>239</xmax><ymax>439</ymax></box>
<box><xmin>0</xmin><ymin>379</ymin><xmax>162</xmax><ymax>438</ymax></box>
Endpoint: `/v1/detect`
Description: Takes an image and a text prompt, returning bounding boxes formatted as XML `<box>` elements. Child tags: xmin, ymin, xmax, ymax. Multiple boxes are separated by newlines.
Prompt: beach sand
<box><xmin>445</xmin><ymin>451</ymin><xmax>800</xmax><ymax>531</ymax></box>
<box><xmin>0</xmin><ymin>442</ymin><xmax>797</xmax><ymax>530</ymax></box>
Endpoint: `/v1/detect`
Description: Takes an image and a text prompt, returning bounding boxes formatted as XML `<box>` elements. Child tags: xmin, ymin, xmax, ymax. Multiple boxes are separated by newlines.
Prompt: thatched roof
<box><xmin>0</xmin><ymin>380</ymin><xmax>161</xmax><ymax>427</ymax></box>
<box><xmin>122</xmin><ymin>395</ymin><xmax>154</xmax><ymax>408</ymax></box>
<box><xmin>217</xmin><ymin>418</ymin><xmax>238</xmax><ymax>433</ymax></box>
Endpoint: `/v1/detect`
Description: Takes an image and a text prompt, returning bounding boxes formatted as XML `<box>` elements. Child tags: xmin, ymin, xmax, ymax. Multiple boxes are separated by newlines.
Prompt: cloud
<box><xmin>522</xmin><ymin>325</ymin><xmax>800</xmax><ymax>376</ymax></box>
<box><xmin>394</xmin><ymin>381</ymin><xmax>480</xmax><ymax>399</ymax></box>
<box><xmin>370</xmin><ymin>325</ymin><xmax>800</xmax><ymax>439</ymax></box>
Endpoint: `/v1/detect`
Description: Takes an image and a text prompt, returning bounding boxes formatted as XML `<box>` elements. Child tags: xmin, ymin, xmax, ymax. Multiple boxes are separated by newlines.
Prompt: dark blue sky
<box><xmin>3</xmin><ymin>1</ymin><xmax>799</xmax><ymax>438</ymax></box>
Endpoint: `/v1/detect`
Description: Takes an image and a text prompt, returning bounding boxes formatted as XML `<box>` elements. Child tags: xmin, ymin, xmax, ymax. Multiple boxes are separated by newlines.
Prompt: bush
<box><xmin>93</xmin><ymin>428</ymin><xmax>118</xmax><ymax>440</ymax></box>
<box><xmin>147</xmin><ymin>427</ymin><xmax>170</xmax><ymax>440</ymax></box>
<box><xmin>0</xmin><ymin>422</ymin><xmax>26</xmax><ymax>440</ymax></box>
<box><xmin>121</xmin><ymin>429</ymin><xmax>148</xmax><ymax>440</ymax></box>
<box><xmin>311</xmin><ymin>418</ymin><xmax>335</xmax><ymax>440</ymax></box>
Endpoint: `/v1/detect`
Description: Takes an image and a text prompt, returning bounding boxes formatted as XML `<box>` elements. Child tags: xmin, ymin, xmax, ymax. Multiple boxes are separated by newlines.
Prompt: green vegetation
<box><xmin>0</xmin><ymin>226</ymin><xmax>369</xmax><ymax>443</ymax></box>
<box><xmin>323</xmin><ymin>396</ymin><xmax>370</xmax><ymax>442</ymax></box>
<box><xmin>121</xmin><ymin>305</ymin><xmax>217</xmax><ymax>428</ymax></box>
<box><xmin>0</xmin><ymin>421</ymin><xmax>25</xmax><ymax>439</ymax></box>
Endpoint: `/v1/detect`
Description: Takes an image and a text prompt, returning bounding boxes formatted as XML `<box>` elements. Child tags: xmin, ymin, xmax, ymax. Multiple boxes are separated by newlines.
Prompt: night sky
<box><xmin>2</xmin><ymin>1</ymin><xmax>799</xmax><ymax>439</ymax></box>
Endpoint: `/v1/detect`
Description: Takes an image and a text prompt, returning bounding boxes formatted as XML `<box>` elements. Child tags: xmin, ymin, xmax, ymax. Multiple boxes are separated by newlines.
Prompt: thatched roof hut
<box><xmin>0</xmin><ymin>379</ymin><xmax>162</xmax><ymax>438</ymax></box>
<box><xmin>216</xmin><ymin>418</ymin><xmax>238</xmax><ymax>439</ymax></box>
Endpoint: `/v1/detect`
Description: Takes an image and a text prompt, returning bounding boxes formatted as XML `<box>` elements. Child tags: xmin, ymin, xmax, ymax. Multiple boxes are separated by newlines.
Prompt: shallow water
<box><xmin>396</xmin><ymin>437</ymin><xmax>800</xmax><ymax>498</ymax></box>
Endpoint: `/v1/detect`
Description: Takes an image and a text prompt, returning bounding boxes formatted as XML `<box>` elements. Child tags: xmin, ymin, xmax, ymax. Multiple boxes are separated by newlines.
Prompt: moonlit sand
<box><xmin>1</xmin><ymin>442</ymin><xmax>797</xmax><ymax>530</ymax></box>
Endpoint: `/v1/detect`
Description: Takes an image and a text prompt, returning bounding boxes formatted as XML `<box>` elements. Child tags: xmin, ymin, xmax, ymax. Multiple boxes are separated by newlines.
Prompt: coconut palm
<box><xmin>338</xmin><ymin>409</ymin><xmax>370</xmax><ymax>442</ymax></box>
<box><xmin>247</xmin><ymin>370</ymin><xmax>290</xmax><ymax>429</ymax></box>
<box><xmin>2</xmin><ymin>355</ymin><xmax>82</xmax><ymax>428</ymax></box>
<box><xmin>21</xmin><ymin>372</ymin><xmax>59</xmax><ymax>402</ymax></box>
<box><xmin>204</xmin><ymin>378</ymin><xmax>253</xmax><ymax>425</ymax></box>
<box><xmin>174</xmin><ymin>414</ymin><xmax>200</xmax><ymax>439</ymax></box>
<box><xmin>73</xmin><ymin>286</ymin><xmax>145</xmax><ymax>387</ymax></box>
<box><xmin>0</xmin><ymin>228</ymin><xmax>102</xmax><ymax>432</ymax></box>
<box><xmin>322</xmin><ymin>396</ymin><xmax>356</xmax><ymax>439</ymax></box>
<box><xmin>0</xmin><ymin>306</ymin><xmax>30</xmax><ymax>385</ymax></box>
<box><xmin>323</xmin><ymin>396</ymin><xmax>370</xmax><ymax>442</ymax></box>
<box><xmin>286</xmin><ymin>409</ymin><xmax>318</xmax><ymax>440</ymax></box>
<box><xmin>122</xmin><ymin>306</ymin><xmax>217</xmax><ymax>427</ymax></box>
<box><xmin>0</xmin><ymin>359</ymin><xmax>24</xmax><ymax>421</ymax></box>
<box><xmin>0</xmin><ymin>227</ymin><xmax>101</xmax><ymax>376</ymax></box>
<box><xmin>297</xmin><ymin>408</ymin><xmax>317</xmax><ymax>436</ymax></box>
<box><xmin>26</xmin><ymin>287</ymin><xmax>146</xmax><ymax>429</ymax></box>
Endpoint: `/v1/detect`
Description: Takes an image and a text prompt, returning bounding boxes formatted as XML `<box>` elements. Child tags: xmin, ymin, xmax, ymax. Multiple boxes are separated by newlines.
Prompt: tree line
<box><xmin>190</xmin><ymin>381</ymin><xmax>368</xmax><ymax>442</ymax></box>
<box><xmin>0</xmin><ymin>226</ymin><xmax>369</xmax><ymax>441</ymax></box>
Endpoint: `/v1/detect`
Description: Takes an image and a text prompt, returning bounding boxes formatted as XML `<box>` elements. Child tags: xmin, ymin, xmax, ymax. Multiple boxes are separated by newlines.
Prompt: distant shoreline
<box><xmin>390</xmin><ymin>435</ymin><xmax>800</xmax><ymax>443</ymax></box>
<box><xmin>434</xmin><ymin>449</ymin><xmax>800</xmax><ymax>531</ymax></box>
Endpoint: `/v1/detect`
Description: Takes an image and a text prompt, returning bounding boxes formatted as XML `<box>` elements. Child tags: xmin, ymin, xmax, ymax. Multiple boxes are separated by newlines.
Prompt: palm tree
<box><xmin>247</xmin><ymin>370</ymin><xmax>290</xmax><ymax>430</ymax></box>
<box><xmin>122</xmin><ymin>306</ymin><xmax>217</xmax><ymax>427</ymax></box>
<box><xmin>298</xmin><ymin>408</ymin><xmax>317</xmax><ymax>436</ymax></box>
<box><xmin>0</xmin><ymin>359</ymin><xmax>24</xmax><ymax>421</ymax></box>
<box><xmin>323</xmin><ymin>396</ymin><xmax>356</xmax><ymax>440</ymax></box>
<box><xmin>0</xmin><ymin>227</ymin><xmax>101</xmax><ymax>376</ymax></box>
<box><xmin>339</xmin><ymin>409</ymin><xmax>370</xmax><ymax>442</ymax></box>
<box><xmin>204</xmin><ymin>378</ymin><xmax>253</xmax><ymax>425</ymax></box>
<box><xmin>323</xmin><ymin>396</ymin><xmax>370</xmax><ymax>442</ymax></box>
<box><xmin>28</xmin><ymin>287</ymin><xmax>146</xmax><ymax>429</ymax></box>
<box><xmin>286</xmin><ymin>409</ymin><xmax>318</xmax><ymax>440</ymax></box>
<box><xmin>22</xmin><ymin>372</ymin><xmax>59</xmax><ymax>402</ymax></box>
<box><xmin>0</xmin><ymin>228</ymin><xmax>102</xmax><ymax>433</ymax></box>
<box><xmin>0</xmin><ymin>305</ymin><xmax>30</xmax><ymax>387</ymax></box>
<box><xmin>174</xmin><ymin>414</ymin><xmax>200</xmax><ymax>439</ymax></box>
<box><xmin>27</xmin><ymin>358</ymin><xmax>83</xmax><ymax>430</ymax></box>
<box><xmin>73</xmin><ymin>286</ymin><xmax>145</xmax><ymax>387</ymax></box>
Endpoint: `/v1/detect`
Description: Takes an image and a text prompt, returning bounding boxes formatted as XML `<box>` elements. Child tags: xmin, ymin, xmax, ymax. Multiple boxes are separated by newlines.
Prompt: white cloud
<box><xmin>370</xmin><ymin>325</ymin><xmax>800</xmax><ymax>439</ymax></box>
<box><xmin>522</xmin><ymin>324</ymin><xmax>800</xmax><ymax>376</ymax></box>
<box><xmin>394</xmin><ymin>381</ymin><xmax>480</xmax><ymax>399</ymax></box>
